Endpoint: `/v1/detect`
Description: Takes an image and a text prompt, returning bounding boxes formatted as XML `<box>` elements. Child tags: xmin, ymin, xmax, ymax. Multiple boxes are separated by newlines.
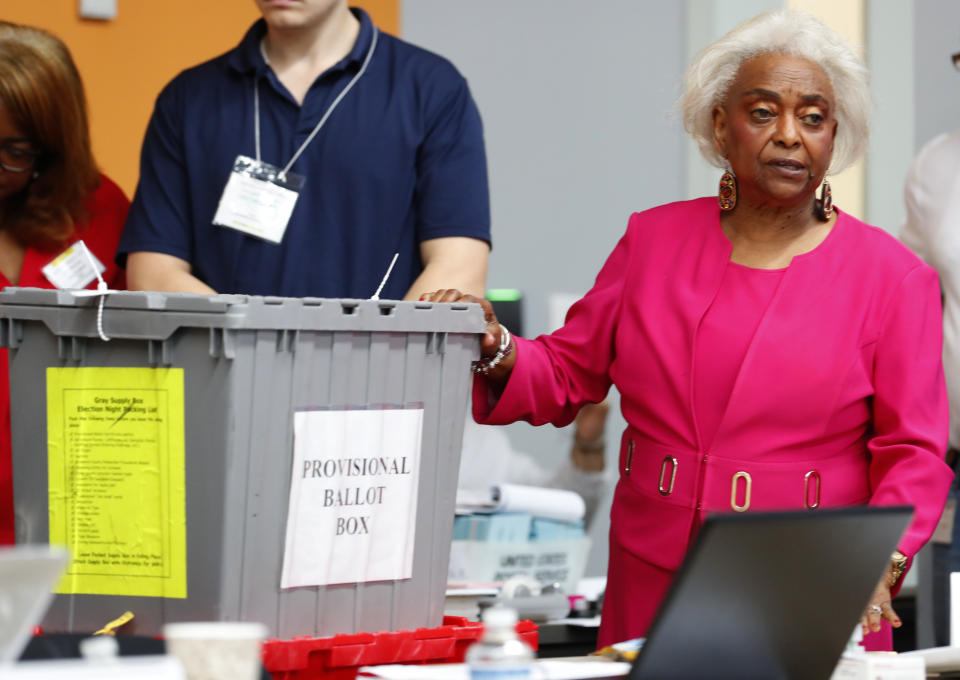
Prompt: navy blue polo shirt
<box><xmin>118</xmin><ymin>9</ymin><xmax>490</xmax><ymax>299</ymax></box>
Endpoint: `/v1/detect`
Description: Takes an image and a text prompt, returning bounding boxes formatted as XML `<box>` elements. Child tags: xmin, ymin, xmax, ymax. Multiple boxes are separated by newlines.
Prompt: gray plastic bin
<box><xmin>0</xmin><ymin>288</ymin><xmax>483</xmax><ymax>637</ymax></box>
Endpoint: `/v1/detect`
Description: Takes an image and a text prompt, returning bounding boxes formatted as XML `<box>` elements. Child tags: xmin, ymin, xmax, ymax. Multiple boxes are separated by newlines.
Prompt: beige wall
<box><xmin>1</xmin><ymin>0</ymin><xmax>400</xmax><ymax>199</ymax></box>
<box><xmin>788</xmin><ymin>0</ymin><xmax>865</xmax><ymax>219</ymax></box>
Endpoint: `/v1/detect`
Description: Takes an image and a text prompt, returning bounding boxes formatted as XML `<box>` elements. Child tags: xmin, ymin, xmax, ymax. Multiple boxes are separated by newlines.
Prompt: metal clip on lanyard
<box><xmin>254</xmin><ymin>26</ymin><xmax>380</xmax><ymax>178</ymax></box>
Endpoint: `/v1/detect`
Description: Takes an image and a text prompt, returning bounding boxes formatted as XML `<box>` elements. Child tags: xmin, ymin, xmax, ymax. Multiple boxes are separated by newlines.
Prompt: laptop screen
<box><xmin>0</xmin><ymin>545</ymin><xmax>69</xmax><ymax>666</ymax></box>
<box><xmin>629</xmin><ymin>506</ymin><xmax>912</xmax><ymax>680</ymax></box>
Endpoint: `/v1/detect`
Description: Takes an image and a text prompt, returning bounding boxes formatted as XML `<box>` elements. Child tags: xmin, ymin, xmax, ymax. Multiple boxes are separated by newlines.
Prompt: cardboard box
<box><xmin>448</xmin><ymin>538</ymin><xmax>590</xmax><ymax>593</ymax></box>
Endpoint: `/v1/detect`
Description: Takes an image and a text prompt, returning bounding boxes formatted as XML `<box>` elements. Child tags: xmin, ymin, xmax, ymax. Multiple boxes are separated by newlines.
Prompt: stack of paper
<box><xmin>530</xmin><ymin>517</ymin><xmax>585</xmax><ymax>541</ymax></box>
<box><xmin>442</xmin><ymin>586</ymin><xmax>498</xmax><ymax>620</ymax></box>
<box><xmin>358</xmin><ymin>660</ymin><xmax>631</xmax><ymax>679</ymax></box>
<box><xmin>456</xmin><ymin>484</ymin><xmax>586</xmax><ymax>522</ymax></box>
<box><xmin>452</xmin><ymin>513</ymin><xmax>533</xmax><ymax>542</ymax></box>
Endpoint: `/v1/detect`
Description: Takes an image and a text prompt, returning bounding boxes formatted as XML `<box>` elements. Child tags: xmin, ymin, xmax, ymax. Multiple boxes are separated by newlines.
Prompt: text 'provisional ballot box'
<box><xmin>0</xmin><ymin>289</ymin><xmax>483</xmax><ymax>638</ymax></box>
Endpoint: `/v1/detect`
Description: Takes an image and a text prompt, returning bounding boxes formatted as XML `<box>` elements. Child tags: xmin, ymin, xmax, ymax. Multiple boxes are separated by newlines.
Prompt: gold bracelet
<box><xmin>889</xmin><ymin>550</ymin><xmax>908</xmax><ymax>586</ymax></box>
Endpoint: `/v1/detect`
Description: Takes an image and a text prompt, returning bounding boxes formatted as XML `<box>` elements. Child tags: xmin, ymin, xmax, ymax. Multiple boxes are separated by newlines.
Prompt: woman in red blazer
<box><xmin>0</xmin><ymin>22</ymin><xmax>129</xmax><ymax>545</ymax></box>
<box><xmin>425</xmin><ymin>9</ymin><xmax>953</xmax><ymax>651</ymax></box>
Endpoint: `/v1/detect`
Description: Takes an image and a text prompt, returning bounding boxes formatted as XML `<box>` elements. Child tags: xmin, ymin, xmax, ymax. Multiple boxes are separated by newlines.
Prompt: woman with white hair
<box><xmin>425</xmin><ymin>10</ymin><xmax>953</xmax><ymax>649</ymax></box>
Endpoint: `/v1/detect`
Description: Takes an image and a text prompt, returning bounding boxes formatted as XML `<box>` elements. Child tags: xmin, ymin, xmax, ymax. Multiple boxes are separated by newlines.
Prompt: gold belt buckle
<box><xmin>658</xmin><ymin>456</ymin><xmax>678</xmax><ymax>496</ymax></box>
<box><xmin>730</xmin><ymin>471</ymin><xmax>752</xmax><ymax>512</ymax></box>
<box><xmin>804</xmin><ymin>470</ymin><xmax>821</xmax><ymax>509</ymax></box>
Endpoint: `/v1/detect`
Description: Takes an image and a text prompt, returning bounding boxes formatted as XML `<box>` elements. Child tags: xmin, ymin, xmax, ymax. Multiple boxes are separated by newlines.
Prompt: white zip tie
<box><xmin>77</xmin><ymin>241</ymin><xmax>111</xmax><ymax>342</ymax></box>
<box><xmin>95</xmin><ymin>296</ymin><xmax>109</xmax><ymax>342</ymax></box>
<box><xmin>371</xmin><ymin>252</ymin><xmax>399</xmax><ymax>300</ymax></box>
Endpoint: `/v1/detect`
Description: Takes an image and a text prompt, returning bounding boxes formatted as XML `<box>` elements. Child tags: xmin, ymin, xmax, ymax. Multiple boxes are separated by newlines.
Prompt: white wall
<box><xmin>865</xmin><ymin>0</ymin><xmax>914</xmax><ymax>235</ymax></box>
<box><xmin>403</xmin><ymin>0</ymin><xmax>687</xmax><ymax>339</ymax></box>
<box><xmin>403</xmin><ymin>0</ymin><xmax>688</xmax><ymax>575</ymax></box>
<box><xmin>684</xmin><ymin>0</ymin><xmax>782</xmax><ymax>200</ymax></box>
<box><xmin>913</xmin><ymin>0</ymin><xmax>960</xmax><ymax>152</ymax></box>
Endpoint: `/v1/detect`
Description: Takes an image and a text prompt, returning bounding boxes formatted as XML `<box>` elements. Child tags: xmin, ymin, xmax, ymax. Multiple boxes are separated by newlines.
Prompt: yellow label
<box><xmin>47</xmin><ymin>367</ymin><xmax>186</xmax><ymax>598</ymax></box>
<box><xmin>47</xmin><ymin>245</ymin><xmax>75</xmax><ymax>267</ymax></box>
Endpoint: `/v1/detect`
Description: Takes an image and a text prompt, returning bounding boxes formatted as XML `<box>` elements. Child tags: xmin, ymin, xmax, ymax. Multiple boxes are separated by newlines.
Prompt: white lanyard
<box><xmin>254</xmin><ymin>26</ymin><xmax>379</xmax><ymax>176</ymax></box>
<box><xmin>221</xmin><ymin>25</ymin><xmax>398</xmax><ymax>295</ymax></box>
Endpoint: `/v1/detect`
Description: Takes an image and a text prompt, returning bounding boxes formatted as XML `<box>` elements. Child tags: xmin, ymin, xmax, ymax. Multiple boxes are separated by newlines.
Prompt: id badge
<box><xmin>42</xmin><ymin>240</ymin><xmax>105</xmax><ymax>289</ymax></box>
<box><xmin>212</xmin><ymin>155</ymin><xmax>305</xmax><ymax>243</ymax></box>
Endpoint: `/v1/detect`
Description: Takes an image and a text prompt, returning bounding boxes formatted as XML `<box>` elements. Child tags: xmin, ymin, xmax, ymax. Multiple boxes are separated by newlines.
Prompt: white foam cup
<box><xmin>163</xmin><ymin>621</ymin><xmax>268</xmax><ymax>680</ymax></box>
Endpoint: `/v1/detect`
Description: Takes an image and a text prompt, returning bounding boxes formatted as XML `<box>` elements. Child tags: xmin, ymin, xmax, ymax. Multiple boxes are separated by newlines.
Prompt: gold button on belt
<box><xmin>804</xmin><ymin>470</ymin><xmax>821</xmax><ymax>509</ymax></box>
<box><xmin>730</xmin><ymin>471</ymin><xmax>752</xmax><ymax>512</ymax></box>
<box><xmin>658</xmin><ymin>456</ymin><xmax>678</xmax><ymax>496</ymax></box>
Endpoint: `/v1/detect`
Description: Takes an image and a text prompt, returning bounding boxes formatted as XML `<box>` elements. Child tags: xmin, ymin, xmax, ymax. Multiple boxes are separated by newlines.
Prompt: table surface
<box><xmin>538</xmin><ymin>622</ymin><xmax>601</xmax><ymax>658</ymax></box>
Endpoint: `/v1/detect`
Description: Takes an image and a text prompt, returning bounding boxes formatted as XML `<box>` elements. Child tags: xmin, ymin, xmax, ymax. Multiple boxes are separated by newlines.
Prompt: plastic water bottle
<box><xmin>466</xmin><ymin>606</ymin><xmax>534</xmax><ymax>679</ymax></box>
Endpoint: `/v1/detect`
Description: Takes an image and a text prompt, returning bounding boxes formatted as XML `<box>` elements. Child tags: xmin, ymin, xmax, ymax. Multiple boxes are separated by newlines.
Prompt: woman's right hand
<box><xmin>419</xmin><ymin>289</ymin><xmax>516</xmax><ymax>380</ymax></box>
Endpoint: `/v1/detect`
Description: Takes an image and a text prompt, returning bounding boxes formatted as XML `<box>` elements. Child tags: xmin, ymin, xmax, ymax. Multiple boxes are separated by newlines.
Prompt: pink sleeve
<box><xmin>473</xmin><ymin>215</ymin><xmax>637</xmax><ymax>428</ymax></box>
<box><xmin>868</xmin><ymin>263</ymin><xmax>953</xmax><ymax>557</ymax></box>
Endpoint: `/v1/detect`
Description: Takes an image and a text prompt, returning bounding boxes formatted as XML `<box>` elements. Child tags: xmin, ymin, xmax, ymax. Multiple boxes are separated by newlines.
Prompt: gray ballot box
<box><xmin>0</xmin><ymin>289</ymin><xmax>483</xmax><ymax>638</ymax></box>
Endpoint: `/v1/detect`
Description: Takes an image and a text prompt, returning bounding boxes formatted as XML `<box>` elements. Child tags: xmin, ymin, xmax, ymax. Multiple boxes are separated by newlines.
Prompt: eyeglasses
<box><xmin>953</xmin><ymin>51</ymin><xmax>960</xmax><ymax>71</ymax></box>
<box><xmin>0</xmin><ymin>143</ymin><xmax>40</xmax><ymax>173</ymax></box>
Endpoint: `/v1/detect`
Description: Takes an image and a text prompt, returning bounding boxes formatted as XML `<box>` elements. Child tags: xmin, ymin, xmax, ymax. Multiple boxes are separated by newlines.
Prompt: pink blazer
<box><xmin>476</xmin><ymin>197</ymin><xmax>952</xmax><ymax>578</ymax></box>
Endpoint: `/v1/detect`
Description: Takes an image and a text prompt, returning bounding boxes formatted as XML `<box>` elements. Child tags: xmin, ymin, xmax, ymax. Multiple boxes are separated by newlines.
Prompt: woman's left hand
<box><xmin>860</xmin><ymin>566</ymin><xmax>901</xmax><ymax>635</ymax></box>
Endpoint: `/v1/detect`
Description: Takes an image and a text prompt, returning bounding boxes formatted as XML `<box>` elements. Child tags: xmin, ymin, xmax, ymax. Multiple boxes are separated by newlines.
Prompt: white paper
<box><xmin>445</xmin><ymin>587</ymin><xmax>499</xmax><ymax>597</ymax></box>
<box><xmin>2</xmin><ymin>657</ymin><xmax>185</xmax><ymax>679</ymax></box>
<box><xmin>548</xmin><ymin>615</ymin><xmax>602</xmax><ymax>627</ymax></box>
<box><xmin>901</xmin><ymin>646</ymin><xmax>960</xmax><ymax>673</ymax></box>
<box><xmin>358</xmin><ymin>660</ymin><xmax>632</xmax><ymax>679</ymax></box>
<box><xmin>281</xmin><ymin>409</ymin><xmax>423</xmax><ymax>588</ymax></box>
<box><xmin>830</xmin><ymin>652</ymin><xmax>925</xmax><ymax>679</ymax></box>
<box><xmin>456</xmin><ymin>483</ymin><xmax>586</xmax><ymax>522</ymax></box>
<box><xmin>212</xmin><ymin>171</ymin><xmax>298</xmax><ymax>243</ymax></box>
<box><xmin>41</xmin><ymin>240</ymin><xmax>104</xmax><ymax>290</ymax></box>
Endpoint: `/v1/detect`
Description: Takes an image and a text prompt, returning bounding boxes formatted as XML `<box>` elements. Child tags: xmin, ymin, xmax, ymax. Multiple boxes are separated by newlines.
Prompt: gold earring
<box><xmin>718</xmin><ymin>171</ymin><xmax>737</xmax><ymax>211</ymax></box>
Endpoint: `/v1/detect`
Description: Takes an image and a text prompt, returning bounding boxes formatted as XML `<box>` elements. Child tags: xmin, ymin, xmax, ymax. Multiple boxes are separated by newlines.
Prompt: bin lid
<box><xmin>0</xmin><ymin>288</ymin><xmax>487</xmax><ymax>337</ymax></box>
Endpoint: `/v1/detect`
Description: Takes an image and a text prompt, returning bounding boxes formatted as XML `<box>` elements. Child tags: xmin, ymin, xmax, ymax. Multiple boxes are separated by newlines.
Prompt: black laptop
<box><xmin>629</xmin><ymin>506</ymin><xmax>912</xmax><ymax>680</ymax></box>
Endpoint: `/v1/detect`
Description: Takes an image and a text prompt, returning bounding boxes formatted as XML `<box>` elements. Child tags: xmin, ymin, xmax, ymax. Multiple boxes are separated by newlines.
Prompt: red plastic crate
<box><xmin>262</xmin><ymin>616</ymin><xmax>539</xmax><ymax>680</ymax></box>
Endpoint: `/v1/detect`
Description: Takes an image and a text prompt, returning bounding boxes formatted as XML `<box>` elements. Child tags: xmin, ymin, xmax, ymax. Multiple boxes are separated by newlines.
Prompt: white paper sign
<box><xmin>281</xmin><ymin>408</ymin><xmax>423</xmax><ymax>588</ymax></box>
<box><xmin>42</xmin><ymin>240</ymin><xmax>104</xmax><ymax>290</ymax></box>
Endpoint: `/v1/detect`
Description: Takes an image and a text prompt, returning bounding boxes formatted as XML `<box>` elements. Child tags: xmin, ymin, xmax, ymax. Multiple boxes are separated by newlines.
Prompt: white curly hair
<box><xmin>682</xmin><ymin>8</ymin><xmax>870</xmax><ymax>174</ymax></box>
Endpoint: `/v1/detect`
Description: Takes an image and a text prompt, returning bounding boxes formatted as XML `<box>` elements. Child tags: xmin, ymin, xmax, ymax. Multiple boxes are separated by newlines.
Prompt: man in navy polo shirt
<box><xmin>118</xmin><ymin>0</ymin><xmax>490</xmax><ymax>300</ymax></box>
